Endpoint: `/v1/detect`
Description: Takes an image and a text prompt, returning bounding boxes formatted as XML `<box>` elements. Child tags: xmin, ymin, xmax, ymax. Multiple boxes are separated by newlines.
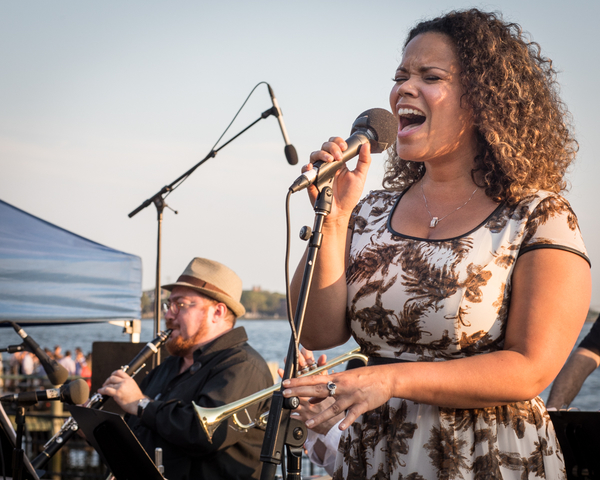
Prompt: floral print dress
<box><xmin>335</xmin><ymin>189</ymin><xmax>589</xmax><ymax>480</ymax></box>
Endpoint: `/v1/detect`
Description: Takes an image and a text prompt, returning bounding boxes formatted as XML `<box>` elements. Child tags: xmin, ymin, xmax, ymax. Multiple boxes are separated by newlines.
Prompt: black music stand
<box><xmin>0</xmin><ymin>403</ymin><xmax>40</xmax><ymax>480</ymax></box>
<box><xmin>549</xmin><ymin>410</ymin><xmax>600</xmax><ymax>479</ymax></box>
<box><xmin>69</xmin><ymin>406</ymin><xmax>164</xmax><ymax>480</ymax></box>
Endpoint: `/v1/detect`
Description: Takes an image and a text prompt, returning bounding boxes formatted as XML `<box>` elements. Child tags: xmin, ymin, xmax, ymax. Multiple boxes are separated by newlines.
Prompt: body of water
<box><xmin>1</xmin><ymin>319</ymin><xmax>598</xmax><ymax>410</ymax></box>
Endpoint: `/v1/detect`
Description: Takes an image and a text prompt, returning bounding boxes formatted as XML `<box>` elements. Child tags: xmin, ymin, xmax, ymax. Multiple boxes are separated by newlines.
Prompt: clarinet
<box><xmin>31</xmin><ymin>329</ymin><xmax>172</xmax><ymax>470</ymax></box>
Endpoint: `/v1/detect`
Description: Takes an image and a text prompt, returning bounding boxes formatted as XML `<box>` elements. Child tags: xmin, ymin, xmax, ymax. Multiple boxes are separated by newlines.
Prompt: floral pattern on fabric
<box><xmin>333</xmin><ymin>189</ymin><xmax>588</xmax><ymax>480</ymax></box>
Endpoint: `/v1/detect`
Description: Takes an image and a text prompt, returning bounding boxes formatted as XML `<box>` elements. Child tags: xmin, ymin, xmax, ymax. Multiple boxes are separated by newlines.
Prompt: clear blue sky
<box><xmin>2</xmin><ymin>1</ymin><xmax>599</xmax><ymax>309</ymax></box>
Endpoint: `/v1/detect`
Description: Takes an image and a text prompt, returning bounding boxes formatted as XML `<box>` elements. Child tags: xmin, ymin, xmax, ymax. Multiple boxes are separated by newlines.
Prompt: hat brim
<box><xmin>161</xmin><ymin>282</ymin><xmax>246</xmax><ymax>318</ymax></box>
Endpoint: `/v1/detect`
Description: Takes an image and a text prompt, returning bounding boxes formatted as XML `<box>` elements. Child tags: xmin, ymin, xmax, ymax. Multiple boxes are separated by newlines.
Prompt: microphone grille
<box><xmin>49</xmin><ymin>361</ymin><xmax>69</xmax><ymax>386</ymax></box>
<box><xmin>62</xmin><ymin>378</ymin><xmax>90</xmax><ymax>405</ymax></box>
<box><xmin>352</xmin><ymin>108</ymin><xmax>397</xmax><ymax>154</ymax></box>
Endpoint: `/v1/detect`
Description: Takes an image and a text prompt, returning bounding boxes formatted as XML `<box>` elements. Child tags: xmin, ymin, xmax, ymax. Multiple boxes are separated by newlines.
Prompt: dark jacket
<box><xmin>127</xmin><ymin>327</ymin><xmax>273</xmax><ymax>480</ymax></box>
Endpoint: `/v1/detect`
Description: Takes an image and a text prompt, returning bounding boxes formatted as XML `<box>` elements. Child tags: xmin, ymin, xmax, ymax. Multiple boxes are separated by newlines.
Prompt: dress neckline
<box><xmin>385</xmin><ymin>189</ymin><xmax>505</xmax><ymax>242</ymax></box>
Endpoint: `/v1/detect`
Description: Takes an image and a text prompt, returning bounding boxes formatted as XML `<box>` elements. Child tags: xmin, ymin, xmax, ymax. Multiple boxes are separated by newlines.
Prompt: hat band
<box><xmin>177</xmin><ymin>275</ymin><xmax>232</xmax><ymax>299</ymax></box>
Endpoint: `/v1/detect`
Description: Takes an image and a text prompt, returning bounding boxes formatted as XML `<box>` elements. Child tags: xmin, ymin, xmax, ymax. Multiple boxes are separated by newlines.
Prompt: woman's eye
<box><xmin>425</xmin><ymin>76</ymin><xmax>441</xmax><ymax>81</ymax></box>
<box><xmin>393</xmin><ymin>77</ymin><xmax>407</xmax><ymax>83</ymax></box>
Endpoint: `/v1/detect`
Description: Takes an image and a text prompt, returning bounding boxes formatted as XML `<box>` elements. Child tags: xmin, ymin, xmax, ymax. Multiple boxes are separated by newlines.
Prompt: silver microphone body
<box><xmin>267</xmin><ymin>84</ymin><xmax>298</xmax><ymax>165</ymax></box>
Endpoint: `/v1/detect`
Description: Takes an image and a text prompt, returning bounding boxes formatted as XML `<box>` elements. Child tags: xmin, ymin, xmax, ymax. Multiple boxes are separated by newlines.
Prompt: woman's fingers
<box><xmin>308</xmin><ymin>137</ymin><xmax>347</xmax><ymax>164</ymax></box>
<box><xmin>283</xmin><ymin>381</ymin><xmax>332</xmax><ymax>399</ymax></box>
<box><xmin>283</xmin><ymin>366</ymin><xmax>391</xmax><ymax>431</ymax></box>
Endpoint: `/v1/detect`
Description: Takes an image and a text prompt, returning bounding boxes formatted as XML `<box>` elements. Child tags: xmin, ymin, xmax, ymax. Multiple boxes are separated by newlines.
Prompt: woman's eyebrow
<box><xmin>396</xmin><ymin>65</ymin><xmax>452</xmax><ymax>74</ymax></box>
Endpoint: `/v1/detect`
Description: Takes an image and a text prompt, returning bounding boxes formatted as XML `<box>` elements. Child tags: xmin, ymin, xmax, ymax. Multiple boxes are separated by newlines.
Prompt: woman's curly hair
<box><xmin>383</xmin><ymin>9</ymin><xmax>577</xmax><ymax>205</ymax></box>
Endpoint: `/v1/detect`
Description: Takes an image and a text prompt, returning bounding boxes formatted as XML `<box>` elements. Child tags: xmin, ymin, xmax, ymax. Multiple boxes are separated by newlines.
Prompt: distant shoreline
<box><xmin>142</xmin><ymin>310</ymin><xmax>600</xmax><ymax>322</ymax></box>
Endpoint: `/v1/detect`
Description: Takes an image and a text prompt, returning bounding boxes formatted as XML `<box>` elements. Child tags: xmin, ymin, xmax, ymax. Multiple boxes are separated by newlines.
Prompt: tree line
<box><xmin>141</xmin><ymin>289</ymin><xmax>287</xmax><ymax>319</ymax></box>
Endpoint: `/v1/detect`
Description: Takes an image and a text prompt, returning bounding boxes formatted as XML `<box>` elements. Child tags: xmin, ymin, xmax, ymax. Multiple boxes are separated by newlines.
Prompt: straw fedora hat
<box><xmin>162</xmin><ymin>258</ymin><xmax>246</xmax><ymax>318</ymax></box>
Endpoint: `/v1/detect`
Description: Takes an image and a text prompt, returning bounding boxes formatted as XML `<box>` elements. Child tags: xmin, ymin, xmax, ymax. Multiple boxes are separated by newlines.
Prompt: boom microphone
<box><xmin>11</xmin><ymin>322</ymin><xmax>69</xmax><ymax>385</ymax></box>
<box><xmin>267</xmin><ymin>84</ymin><xmax>298</xmax><ymax>165</ymax></box>
<box><xmin>289</xmin><ymin>108</ymin><xmax>397</xmax><ymax>193</ymax></box>
<box><xmin>1</xmin><ymin>378</ymin><xmax>90</xmax><ymax>406</ymax></box>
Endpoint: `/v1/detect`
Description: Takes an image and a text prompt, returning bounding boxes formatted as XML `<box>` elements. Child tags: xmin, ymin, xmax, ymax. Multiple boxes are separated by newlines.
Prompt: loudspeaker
<box><xmin>549</xmin><ymin>410</ymin><xmax>600</xmax><ymax>480</ymax></box>
<box><xmin>91</xmin><ymin>342</ymin><xmax>168</xmax><ymax>415</ymax></box>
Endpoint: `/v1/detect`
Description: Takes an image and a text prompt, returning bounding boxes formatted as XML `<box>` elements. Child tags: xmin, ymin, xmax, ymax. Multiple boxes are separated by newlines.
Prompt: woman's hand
<box><xmin>282</xmin><ymin>365</ymin><xmax>394</xmax><ymax>431</ymax></box>
<box><xmin>304</xmin><ymin>137</ymin><xmax>372</xmax><ymax>223</ymax></box>
<box><xmin>278</xmin><ymin>348</ymin><xmax>343</xmax><ymax>435</ymax></box>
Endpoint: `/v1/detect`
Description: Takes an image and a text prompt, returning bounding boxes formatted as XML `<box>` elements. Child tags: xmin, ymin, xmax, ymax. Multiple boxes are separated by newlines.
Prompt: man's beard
<box><xmin>165</xmin><ymin>324</ymin><xmax>207</xmax><ymax>357</ymax></box>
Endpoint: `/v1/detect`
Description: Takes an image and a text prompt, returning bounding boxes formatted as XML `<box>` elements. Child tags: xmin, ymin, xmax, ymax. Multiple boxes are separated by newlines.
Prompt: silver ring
<box><xmin>327</xmin><ymin>381</ymin><xmax>337</xmax><ymax>397</ymax></box>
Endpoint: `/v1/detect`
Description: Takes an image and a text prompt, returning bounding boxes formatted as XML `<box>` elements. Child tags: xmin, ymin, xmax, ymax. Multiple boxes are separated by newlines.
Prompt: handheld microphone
<box><xmin>267</xmin><ymin>84</ymin><xmax>298</xmax><ymax>165</ymax></box>
<box><xmin>11</xmin><ymin>322</ymin><xmax>69</xmax><ymax>385</ymax></box>
<box><xmin>289</xmin><ymin>108</ymin><xmax>397</xmax><ymax>193</ymax></box>
<box><xmin>1</xmin><ymin>378</ymin><xmax>90</xmax><ymax>406</ymax></box>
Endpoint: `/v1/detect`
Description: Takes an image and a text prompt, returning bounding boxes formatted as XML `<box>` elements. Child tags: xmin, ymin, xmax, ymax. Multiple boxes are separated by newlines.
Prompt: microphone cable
<box><xmin>165</xmin><ymin>81</ymin><xmax>285</xmax><ymax>198</ymax></box>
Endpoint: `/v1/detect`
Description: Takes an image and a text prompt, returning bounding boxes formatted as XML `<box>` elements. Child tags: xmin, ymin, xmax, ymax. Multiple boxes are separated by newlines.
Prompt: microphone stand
<box><xmin>260</xmin><ymin>185</ymin><xmax>334</xmax><ymax>480</ymax></box>
<box><xmin>13</xmin><ymin>406</ymin><xmax>26</xmax><ymax>480</ymax></box>
<box><xmin>9</xmin><ymin>399</ymin><xmax>38</xmax><ymax>480</ymax></box>
<box><xmin>128</xmin><ymin>106</ymin><xmax>283</xmax><ymax>362</ymax></box>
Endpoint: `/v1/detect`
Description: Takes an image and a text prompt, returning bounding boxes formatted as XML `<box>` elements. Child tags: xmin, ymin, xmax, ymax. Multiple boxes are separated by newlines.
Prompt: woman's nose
<box><xmin>397</xmin><ymin>79</ymin><xmax>418</xmax><ymax>98</ymax></box>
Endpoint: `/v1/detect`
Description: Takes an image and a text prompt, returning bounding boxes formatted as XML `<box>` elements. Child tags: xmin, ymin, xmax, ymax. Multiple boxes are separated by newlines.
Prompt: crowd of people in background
<box><xmin>0</xmin><ymin>345</ymin><xmax>92</xmax><ymax>392</ymax></box>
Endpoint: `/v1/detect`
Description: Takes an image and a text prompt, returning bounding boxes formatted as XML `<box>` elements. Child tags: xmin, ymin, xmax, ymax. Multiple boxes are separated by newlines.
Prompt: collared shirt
<box><xmin>127</xmin><ymin>327</ymin><xmax>273</xmax><ymax>480</ymax></box>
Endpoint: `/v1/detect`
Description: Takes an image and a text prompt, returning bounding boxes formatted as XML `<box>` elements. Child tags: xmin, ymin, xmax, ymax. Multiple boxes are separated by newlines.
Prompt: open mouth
<box><xmin>398</xmin><ymin>108</ymin><xmax>426</xmax><ymax>132</ymax></box>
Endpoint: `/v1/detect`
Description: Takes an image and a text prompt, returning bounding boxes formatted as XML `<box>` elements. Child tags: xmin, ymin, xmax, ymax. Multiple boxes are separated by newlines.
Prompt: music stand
<box><xmin>549</xmin><ymin>410</ymin><xmax>600</xmax><ymax>479</ymax></box>
<box><xmin>69</xmin><ymin>406</ymin><xmax>164</xmax><ymax>480</ymax></box>
<box><xmin>0</xmin><ymin>403</ymin><xmax>40</xmax><ymax>480</ymax></box>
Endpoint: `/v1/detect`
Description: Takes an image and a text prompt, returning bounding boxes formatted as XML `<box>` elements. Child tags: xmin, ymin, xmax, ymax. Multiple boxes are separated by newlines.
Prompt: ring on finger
<box><xmin>327</xmin><ymin>381</ymin><xmax>337</xmax><ymax>397</ymax></box>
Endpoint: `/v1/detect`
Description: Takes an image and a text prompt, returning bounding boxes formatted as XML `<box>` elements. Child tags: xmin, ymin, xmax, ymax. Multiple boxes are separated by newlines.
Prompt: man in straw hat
<box><xmin>99</xmin><ymin>257</ymin><xmax>273</xmax><ymax>480</ymax></box>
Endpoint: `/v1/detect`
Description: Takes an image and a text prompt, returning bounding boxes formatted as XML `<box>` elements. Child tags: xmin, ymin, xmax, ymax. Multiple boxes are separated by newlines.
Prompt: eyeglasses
<box><xmin>161</xmin><ymin>300</ymin><xmax>199</xmax><ymax>315</ymax></box>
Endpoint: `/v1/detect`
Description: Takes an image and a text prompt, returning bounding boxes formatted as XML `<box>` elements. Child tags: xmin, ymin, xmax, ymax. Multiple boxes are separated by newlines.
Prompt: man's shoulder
<box><xmin>201</xmin><ymin>328</ymin><xmax>272</xmax><ymax>380</ymax></box>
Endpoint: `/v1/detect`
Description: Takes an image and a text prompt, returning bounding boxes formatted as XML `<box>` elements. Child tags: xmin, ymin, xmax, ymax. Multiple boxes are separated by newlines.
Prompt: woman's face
<box><xmin>389</xmin><ymin>32</ymin><xmax>478</xmax><ymax>166</ymax></box>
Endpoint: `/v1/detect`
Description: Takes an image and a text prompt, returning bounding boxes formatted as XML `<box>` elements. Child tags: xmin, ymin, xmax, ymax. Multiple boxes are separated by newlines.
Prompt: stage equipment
<box><xmin>30</xmin><ymin>329</ymin><xmax>171</xmax><ymax>470</ymax></box>
<box><xmin>289</xmin><ymin>107</ymin><xmax>396</xmax><ymax>193</ymax></box>
<box><xmin>3</xmin><ymin>322</ymin><xmax>69</xmax><ymax>385</ymax></box>
<box><xmin>1</xmin><ymin>379</ymin><xmax>89</xmax><ymax>406</ymax></box>
<box><xmin>549</xmin><ymin>410</ymin><xmax>600</xmax><ymax>480</ymax></box>
<box><xmin>69</xmin><ymin>406</ymin><xmax>166</xmax><ymax>480</ymax></box>
<box><xmin>193</xmin><ymin>348</ymin><xmax>367</xmax><ymax>443</ymax></box>
<box><xmin>267</xmin><ymin>84</ymin><xmax>298</xmax><ymax>165</ymax></box>
<box><xmin>259</xmin><ymin>107</ymin><xmax>396</xmax><ymax>480</ymax></box>
<box><xmin>127</xmin><ymin>82</ymin><xmax>297</xmax><ymax>351</ymax></box>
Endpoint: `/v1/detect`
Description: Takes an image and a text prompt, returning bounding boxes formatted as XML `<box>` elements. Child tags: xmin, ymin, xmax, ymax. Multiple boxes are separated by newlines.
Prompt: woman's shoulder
<box><xmin>514</xmin><ymin>190</ymin><xmax>589</xmax><ymax>265</ymax></box>
<box><xmin>351</xmin><ymin>189</ymin><xmax>400</xmax><ymax>219</ymax></box>
<box><xmin>495</xmin><ymin>190</ymin><xmax>575</xmax><ymax>224</ymax></box>
<box><xmin>517</xmin><ymin>189</ymin><xmax>570</xmax><ymax>207</ymax></box>
<box><xmin>357</xmin><ymin>188</ymin><xmax>401</xmax><ymax>211</ymax></box>
<box><xmin>508</xmin><ymin>190</ymin><xmax>579</xmax><ymax>228</ymax></box>
<box><xmin>349</xmin><ymin>189</ymin><xmax>401</xmax><ymax>234</ymax></box>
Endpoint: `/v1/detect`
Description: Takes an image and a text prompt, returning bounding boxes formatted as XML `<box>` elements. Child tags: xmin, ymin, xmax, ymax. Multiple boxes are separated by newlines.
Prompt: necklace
<box><xmin>421</xmin><ymin>180</ymin><xmax>479</xmax><ymax>228</ymax></box>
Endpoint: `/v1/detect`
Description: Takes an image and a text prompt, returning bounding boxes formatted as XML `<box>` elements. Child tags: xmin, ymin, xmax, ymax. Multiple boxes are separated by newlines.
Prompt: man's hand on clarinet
<box><xmin>98</xmin><ymin>369</ymin><xmax>145</xmax><ymax>415</ymax></box>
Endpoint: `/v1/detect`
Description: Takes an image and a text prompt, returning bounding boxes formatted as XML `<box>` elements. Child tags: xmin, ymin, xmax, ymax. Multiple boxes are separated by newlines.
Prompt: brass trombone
<box><xmin>193</xmin><ymin>348</ymin><xmax>368</xmax><ymax>442</ymax></box>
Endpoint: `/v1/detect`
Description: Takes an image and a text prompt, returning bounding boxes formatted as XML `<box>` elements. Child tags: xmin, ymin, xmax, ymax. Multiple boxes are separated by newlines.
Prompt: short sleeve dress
<box><xmin>334</xmin><ymin>189</ymin><xmax>590</xmax><ymax>480</ymax></box>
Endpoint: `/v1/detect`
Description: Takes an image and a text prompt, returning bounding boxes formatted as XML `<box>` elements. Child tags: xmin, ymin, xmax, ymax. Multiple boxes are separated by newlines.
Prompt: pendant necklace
<box><xmin>421</xmin><ymin>180</ymin><xmax>479</xmax><ymax>228</ymax></box>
